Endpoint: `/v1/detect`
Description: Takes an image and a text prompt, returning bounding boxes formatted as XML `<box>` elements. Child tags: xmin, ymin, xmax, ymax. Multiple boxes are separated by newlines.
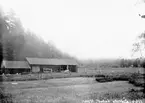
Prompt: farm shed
<box><xmin>1</xmin><ymin>60</ymin><xmax>31</xmax><ymax>74</ymax></box>
<box><xmin>26</xmin><ymin>57</ymin><xmax>78</xmax><ymax>73</ymax></box>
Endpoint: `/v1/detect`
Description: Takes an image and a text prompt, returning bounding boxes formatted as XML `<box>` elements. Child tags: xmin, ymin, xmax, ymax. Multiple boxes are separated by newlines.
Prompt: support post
<box><xmin>67</xmin><ymin>65</ymin><xmax>69</xmax><ymax>70</ymax></box>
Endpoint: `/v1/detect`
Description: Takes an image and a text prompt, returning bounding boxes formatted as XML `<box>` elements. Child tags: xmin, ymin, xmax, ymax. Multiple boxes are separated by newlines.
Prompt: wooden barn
<box><xmin>26</xmin><ymin>57</ymin><xmax>78</xmax><ymax>73</ymax></box>
<box><xmin>1</xmin><ymin>60</ymin><xmax>31</xmax><ymax>74</ymax></box>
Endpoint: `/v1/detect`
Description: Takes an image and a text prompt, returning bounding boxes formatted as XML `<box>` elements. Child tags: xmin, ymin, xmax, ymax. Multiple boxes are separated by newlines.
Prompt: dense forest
<box><xmin>0</xmin><ymin>8</ymin><xmax>75</xmax><ymax>61</ymax></box>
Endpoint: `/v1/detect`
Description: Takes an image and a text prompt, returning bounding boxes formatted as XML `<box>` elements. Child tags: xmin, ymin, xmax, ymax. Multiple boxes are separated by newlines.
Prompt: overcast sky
<box><xmin>1</xmin><ymin>0</ymin><xmax>145</xmax><ymax>60</ymax></box>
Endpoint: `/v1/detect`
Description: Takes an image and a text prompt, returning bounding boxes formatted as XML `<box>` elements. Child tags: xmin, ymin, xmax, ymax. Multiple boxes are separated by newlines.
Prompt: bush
<box><xmin>95</xmin><ymin>73</ymin><xmax>144</xmax><ymax>85</ymax></box>
<box><xmin>128</xmin><ymin>73</ymin><xmax>145</xmax><ymax>87</ymax></box>
<box><xmin>112</xmin><ymin>74</ymin><xmax>130</xmax><ymax>81</ymax></box>
<box><xmin>0</xmin><ymin>89</ymin><xmax>14</xmax><ymax>103</ymax></box>
<box><xmin>95</xmin><ymin>75</ymin><xmax>113</xmax><ymax>82</ymax></box>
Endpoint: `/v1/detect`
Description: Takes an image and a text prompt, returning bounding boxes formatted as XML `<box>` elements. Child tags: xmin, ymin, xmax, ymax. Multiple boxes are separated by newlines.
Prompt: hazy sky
<box><xmin>1</xmin><ymin>0</ymin><xmax>145</xmax><ymax>60</ymax></box>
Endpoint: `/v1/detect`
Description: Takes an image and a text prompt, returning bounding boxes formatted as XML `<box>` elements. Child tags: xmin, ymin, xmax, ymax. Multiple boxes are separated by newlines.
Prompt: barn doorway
<box><xmin>60</xmin><ymin>65</ymin><xmax>67</xmax><ymax>71</ymax></box>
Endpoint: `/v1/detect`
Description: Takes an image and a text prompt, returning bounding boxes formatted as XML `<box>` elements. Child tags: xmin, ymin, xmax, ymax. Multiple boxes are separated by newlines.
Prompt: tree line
<box><xmin>79</xmin><ymin>58</ymin><xmax>145</xmax><ymax>69</ymax></box>
<box><xmin>120</xmin><ymin>58</ymin><xmax>145</xmax><ymax>68</ymax></box>
<box><xmin>0</xmin><ymin>8</ymin><xmax>74</xmax><ymax>62</ymax></box>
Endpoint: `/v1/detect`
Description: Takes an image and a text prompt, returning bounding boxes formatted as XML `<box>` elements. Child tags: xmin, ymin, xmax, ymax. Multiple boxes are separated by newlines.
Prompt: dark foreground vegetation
<box><xmin>0</xmin><ymin>88</ymin><xmax>13</xmax><ymax>103</ymax></box>
<box><xmin>95</xmin><ymin>72</ymin><xmax>145</xmax><ymax>100</ymax></box>
<box><xmin>95</xmin><ymin>73</ymin><xmax>145</xmax><ymax>87</ymax></box>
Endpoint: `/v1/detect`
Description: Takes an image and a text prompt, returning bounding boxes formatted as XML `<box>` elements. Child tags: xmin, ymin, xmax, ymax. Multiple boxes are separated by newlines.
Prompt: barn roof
<box><xmin>1</xmin><ymin>60</ymin><xmax>31</xmax><ymax>69</ymax></box>
<box><xmin>26</xmin><ymin>57</ymin><xmax>78</xmax><ymax>65</ymax></box>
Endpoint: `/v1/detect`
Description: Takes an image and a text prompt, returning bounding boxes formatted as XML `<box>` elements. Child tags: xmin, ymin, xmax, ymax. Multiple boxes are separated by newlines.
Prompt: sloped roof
<box><xmin>2</xmin><ymin>60</ymin><xmax>31</xmax><ymax>69</ymax></box>
<box><xmin>26</xmin><ymin>57</ymin><xmax>78</xmax><ymax>65</ymax></box>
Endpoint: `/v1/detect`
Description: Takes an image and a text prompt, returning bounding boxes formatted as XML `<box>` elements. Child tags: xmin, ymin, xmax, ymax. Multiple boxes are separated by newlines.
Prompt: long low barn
<box><xmin>1</xmin><ymin>60</ymin><xmax>31</xmax><ymax>74</ymax></box>
<box><xmin>26</xmin><ymin>57</ymin><xmax>78</xmax><ymax>73</ymax></box>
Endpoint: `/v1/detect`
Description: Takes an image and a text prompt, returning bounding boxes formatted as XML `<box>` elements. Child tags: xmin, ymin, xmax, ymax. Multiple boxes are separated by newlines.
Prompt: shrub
<box><xmin>128</xmin><ymin>73</ymin><xmax>145</xmax><ymax>87</ymax></box>
<box><xmin>0</xmin><ymin>89</ymin><xmax>14</xmax><ymax>103</ymax></box>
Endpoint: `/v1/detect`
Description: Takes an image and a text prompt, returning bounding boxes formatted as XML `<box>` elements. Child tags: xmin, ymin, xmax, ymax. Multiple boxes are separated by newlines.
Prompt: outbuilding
<box><xmin>26</xmin><ymin>57</ymin><xmax>78</xmax><ymax>73</ymax></box>
<box><xmin>1</xmin><ymin>60</ymin><xmax>31</xmax><ymax>74</ymax></box>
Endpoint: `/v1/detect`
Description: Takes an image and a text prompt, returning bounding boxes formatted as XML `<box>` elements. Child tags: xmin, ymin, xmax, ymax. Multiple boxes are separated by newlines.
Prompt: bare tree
<box><xmin>137</xmin><ymin>0</ymin><xmax>145</xmax><ymax>18</ymax></box>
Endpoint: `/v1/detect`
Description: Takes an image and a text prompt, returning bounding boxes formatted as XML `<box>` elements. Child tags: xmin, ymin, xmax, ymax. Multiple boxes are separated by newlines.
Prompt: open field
<box><xmin>1</xmin><ymin>77</ymin><xmax>144</xmax><ymax>103</ymax></box>
<box><xmin>0</xmin><ymin>67</ymin><xmax>144</xmax><ymax>103</ymax></box>
<box><xmin>78</xmin><ymin>67</ymin><xmax>144</xmax><ymax>74</ymax></box>
<box><xmin>0</xmin><ymin>67</ymin><xmax>144</xmax><ymax>81</ymax></box>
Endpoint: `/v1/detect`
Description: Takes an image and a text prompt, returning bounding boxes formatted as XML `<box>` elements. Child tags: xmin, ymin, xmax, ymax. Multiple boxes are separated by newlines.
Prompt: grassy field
<box><xmin>0</xmin><ymin>67</ymin><xmax>144</xmax><ymax>103</ymax></box>
<box><xmin>1</xmin><ymin>77</ymin><xmax>144</xmax><ymax>103</ymax></box>
<box><xmin>78</xmin><ymin>67</ymin><xmax>144</xmax><ymax>74</ymax></box>
<box><xmin>0</xmin><ymin>67</ymin><xmax>144</xmax><ymax>81</ymax></box>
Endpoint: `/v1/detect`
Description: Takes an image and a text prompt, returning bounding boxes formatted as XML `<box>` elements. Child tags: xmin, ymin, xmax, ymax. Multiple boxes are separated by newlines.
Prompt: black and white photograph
<box><xmin>0</xmin><ymin>0</ymin><xmax>145</xmax><ymax>103</ymax></box>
